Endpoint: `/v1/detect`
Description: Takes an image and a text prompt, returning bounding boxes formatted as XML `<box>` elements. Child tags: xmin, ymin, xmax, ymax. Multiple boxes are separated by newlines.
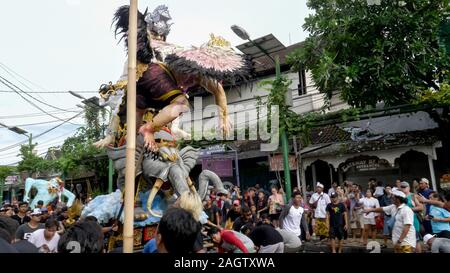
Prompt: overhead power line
<box><xmin>0</xmin><ymin>111</ymin><xmax>83</xmax><ymax>153</ymax></box>
<box><xmin>0</xmin><ymin>90</ymin><xmax>97</xmax><ymax>94</ymax></box>
<box><xmin>0</xmin><ymin>76</ymin><xmax>80</xmax><ymax>125</ymax></box>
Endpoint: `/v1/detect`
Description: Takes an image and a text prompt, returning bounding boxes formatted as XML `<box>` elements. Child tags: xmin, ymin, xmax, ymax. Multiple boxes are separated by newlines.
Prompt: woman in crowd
<box><xmin>268</xmin><ymin>186</ymin><xmax>285</xmax><ymax>228</ymax></box>
<box><xmin>358</xmin><ymin>189</ymin><xmax>380</xmax><ymax>245</ymax></box>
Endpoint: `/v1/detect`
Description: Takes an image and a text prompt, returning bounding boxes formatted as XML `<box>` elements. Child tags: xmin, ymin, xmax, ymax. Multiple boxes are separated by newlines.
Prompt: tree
<box><xmin>0</xmin><ymin>166</ymin><xmax>15</xmax><ymax>181</ymax></box>
<box><xmin>289</xmin><ymin>0</ymin><xmax>450</xmax><ymax>107</ymax></box>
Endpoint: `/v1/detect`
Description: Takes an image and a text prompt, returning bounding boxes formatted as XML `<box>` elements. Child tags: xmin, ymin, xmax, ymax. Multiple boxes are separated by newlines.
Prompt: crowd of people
<box><xmin>193</xmin><ymin>177</ymin><xmax>450</xmax><ymax>253</ymax></box>
<box><xmin>1</xmin><ymin>177</ymin><xmax>449</xmax><ymax>253</ymax></box>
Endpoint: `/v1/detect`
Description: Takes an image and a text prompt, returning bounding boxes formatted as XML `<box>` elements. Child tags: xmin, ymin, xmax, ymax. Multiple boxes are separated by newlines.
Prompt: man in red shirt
<box><xmin>207</xmin><ymin>228</ymin><xmax>255</xmax><ymax>253</ymax></box>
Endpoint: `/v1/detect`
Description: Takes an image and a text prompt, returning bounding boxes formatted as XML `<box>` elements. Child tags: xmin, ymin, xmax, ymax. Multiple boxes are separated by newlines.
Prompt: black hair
<box><xmin>157</xmin><ymin>208</ymin><xmax>201</xmax><ymax>254</ymax></box>
<box><xmin>240</xmin><ymin>223</ymin><xmax>254</xmax><ymax>235</ymax></box>
<box><xmin>18</xmin><ymin>202</ymin><xmax>28</xmax><ymax>207</ymax></box>
<box><xmin>430</xmin><ymin>192</ymin><xmax>445</xmax><ymax>202</ymax></box>
<box><xmin>84</xmin><ymin>216</ymin><xmax>98</xmax><ymax>222</ymax></box>
<box><xmin>260</xmin><ymin>213</ymin><xmax>269</xmax><ymax>220</ymax></box>
<box><xmin>394</xmin><ymin>196</ymin><xmax>407</xmax><ymax>204</ymax></box>
<box><xmin>58</xmin><ymin>221</ymin><xmax>104</xmax><ymax>253</ymax></box>
<box><xmin>444</xmin><ymin>191</ymin><xmax>450</xmax><ymax>202</ymax></box>
<box><xmin>45</xmin><ymin>218</ymin><xmax>59</xmax><ymax>229</ymax></box>
<box><xmin>292</xmin><ymin>191</ymin><xmax>302</xmax><ymax>198</ymax></box>
<box><xmin>377</xmin><ymin>181</ymin><xmax>383</xmax><ymax>186</ymax></box>
<box><xmin>0</xmin><ymin>228</ymin><xmax>12</xmax><ymax>243</ymax></box>
<box><xmin>241</xmin><ymin>206</ymin><xmax>251</xmax><ymax>215</ymax></box>
<box><xmin>37</xmin><ymin>200</ymin><xmax>44</xmax><ymax>205</ymax></box>
<box><xmin>207</xmin><ymin>227</ymin><xmax>220</xmax><ymax>237</ymax></box>
<box><xmin>0</xmin><ymin>216</ymin><xmax>19</xmax><ymax>238</ymax></box>
<box><xmin>369</xmin><ymin>178</ymin><xmax>376</xmax><ymax>182</ymax></box>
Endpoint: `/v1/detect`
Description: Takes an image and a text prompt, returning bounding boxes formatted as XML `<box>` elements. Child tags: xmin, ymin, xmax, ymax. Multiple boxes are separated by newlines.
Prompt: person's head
<box><xmin>384</xmin><ymin>185</ymin><xmax>392</xmax><ymax>195</ymax></box>
<box><xmin>395</xmin><ymin>179</ymin><xmax>401</xmax><ymax>188</ymax></box>
<box><xmin>232</xmin><ymin>199</ymin><xmax>240</xmax><ymax>209</ymax></box>
<box><xmin>376</xmin><ymin>181</ymin><xmax>383</xmax><ymax>187</ymax></box>
<box><xmin>250</xmin><ymin>205</ymin><xmax>256</xmax><ymax>214</ymax></box>
<box><xmin>392</xmin><ymin>189</ymin><xmax>407</xmax><ymax>206</ymax></box>
<box><xmin>44</xmin><ymin>219</ymin><xmax>58</xmax><ymax>241</ymax></box>
<box><xmin>241</xmin><ymin>206</ymin><xmax>252</xmax><ymax>221</ymax></box>
<box><xmin>0</xmin><ymin>228</ymin><xmax>12</xmax><ymax>243</ymax></box>
<box><xmin>365</xmin><ymin>189</ymin><xmax>373</xmax><ymax>198</ymax></box>
<box><xmin>248</xmin><ymin>187</ymin><xmax>256</xmax><ymax>197</ymax></box>
<box><xmin>316</xmin><ymin>182</ymin><xmax>324</xmax><ymax>193</ymax></box>
<box><xmin>257</xmin><ymin>191</ymin><xmax>265</xmax><ymax>200</ymax></box>
<box><xmin>37</xmin><ymin>200</ymin><xmax>44</xmax><ymax>208</ymax></box>
<box><xmin>240</xmin><ymin>223</ymin><xmax>253</xmax><ymax>236</ymax></box>
<box><xmin>0</xmin><ymin>216</ymin><xmax>19</xmax><ymax>243</ymax></box>
<box><xmin>84</xmin><ymin>216</ymin><xmax>98</xmax><ymax>223</ymax></box>
<box><xmin>205</xmin><ymin>198</ymin><xmax>212</xmax><ymax>207</ymax></box>
<box><xmin>30</xmin><ymin>209</ymin><xmax>42</xmax><ymax>223</ymax></box>
<box><xmin>445</xmin><ymin>192</ymin><xmax>450</xmax><ymax>209</ymax></box>
<box><xmin>157</xmin><ymin>208</ymin><xmax>200</xmax><ymax>253</ymax></box>
<box><xmin>271</xmin><ymin>186</ymin><xmax>278</xmax><ymax>195</ymax></box>
<box><xmin>429</xmin><ymin>192</ymin><xmax>444</xmax><ymax>202</ymax></box>
<box><xmin>58</xmin><ymin>220</ymin><xmax>104</xmax><ymax>253</ymax></box>
<box><xmin>18</xmin><ymin>202</ymin><xmax>28</xmax><ymax>213</ymax></box>
<box><xmin>306</xmin><ymin>185</ymin><xmax>311</xmax><ymax>191</ymax></box>
<box><xmin>260</xmin><ymin>213</ymin><xmax>271</xmax><ymax>225</ymax></box>
<box><xmin>255</xmin><ymin>184</ymin><xmax>260</xmax><ymax>190</ymax></box>
<box><xmin>400</xmin><ymin>181</ymin><xmax>410</xmax><ymax>194</ymax></box>
<box><xmin>292</xmin><ymin>191</ymin><xmax>303</xmax><ymax>206</ymax></box>
<box><xmin>419</xmin><ymin>178</ymin><xmax>430</xmax><ymax>190</ymax></box>
<box><xmin>330</xmin><ymin>192</ymin><xmax>339</xmax><ymax>203</ymax></box>
<box><xmin>332</xmin><ymin>182</ymin><xmax>338</xmax><ymax>188</ymax></box>
<box><xmin>207</xmin><ymin>227</ymin><xmax>222</xmax><ymax>244</ymax></box>
<box><xmin>0</xmin><ymin>205</ymin><xmax>14</xmax><ymax>217</ymax></box>
<box><xmin>369</xmin><ymin>178</ymin><xmax>376</xmax><ymax>184</ymax></box>
<box><xmin>423</xmin><ymin>234</ymin><xmax>436</xmax><ymax>248</ymax></box>
<box><xmin>176</xmin><ymin>191</ymin><xmax>203</xmax><ymax>222</ymax></box>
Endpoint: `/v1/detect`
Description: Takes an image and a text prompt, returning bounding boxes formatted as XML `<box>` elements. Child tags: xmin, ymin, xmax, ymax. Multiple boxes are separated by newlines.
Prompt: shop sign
<box><xmin>269</xmin><ymin>154</ymin><xmax>298</xmax><ymax>171</ymax></box>
<box><xmin>341</xmin><ymin>158</ymin><xmax>391</xmax><ymax>172</ymax></box>
<box><xmin>202</xmin><ymin>159</ymin><xmax>233</xmax><ymax>177</ymax></box>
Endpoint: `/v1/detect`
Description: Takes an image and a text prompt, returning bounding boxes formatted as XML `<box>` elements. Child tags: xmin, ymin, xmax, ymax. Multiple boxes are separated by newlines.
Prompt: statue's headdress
<box><xmin>145</xmin><ymin>5</ymin><xmax>173</xmax><ymax>41</ymax></box>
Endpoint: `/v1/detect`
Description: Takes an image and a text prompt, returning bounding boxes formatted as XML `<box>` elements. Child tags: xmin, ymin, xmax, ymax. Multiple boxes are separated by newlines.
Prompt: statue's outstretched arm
<box><xmin>23</xmin><ymin>178</ymin><xmax>34</xmax><ymax>203</ymax></box>
<box><xmin>200</xmin><ymin>77</ymin><xmax>231</xmax><ymax>136</ymax></box>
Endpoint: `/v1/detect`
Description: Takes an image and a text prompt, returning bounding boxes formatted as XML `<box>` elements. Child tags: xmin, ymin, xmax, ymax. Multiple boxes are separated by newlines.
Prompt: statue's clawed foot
<box><xmin>139</xmin><ymin>124</ymin><xmax>159</xmax><ymax>152</ymax></box>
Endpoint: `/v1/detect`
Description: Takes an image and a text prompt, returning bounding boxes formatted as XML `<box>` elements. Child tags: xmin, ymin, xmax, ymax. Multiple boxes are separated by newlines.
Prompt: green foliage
<box><xmin>16</xmin><ymin>104</ymin><xmax>108</xmax><ymax>179</ymax></box>
<box><xmin>0</xmin><ymin>166</ymin><xmax>15</xmax><ymax>181</ymax></box>
<box><xmin>415</xmin><ymin>83</ymin><xmax>450</xmax><ymax>105</ymax></box>
<box><xmin>290</xmin><ymin>0</ymin><xmax>450</xmax><ymax>107</ymax></box>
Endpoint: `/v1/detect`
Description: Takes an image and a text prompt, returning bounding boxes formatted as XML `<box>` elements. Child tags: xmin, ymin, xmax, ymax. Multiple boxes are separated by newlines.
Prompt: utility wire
<box><xmin>0</xmin><ymin>109</ymin><xmax>79</xmax><ymax>119</ymax></box>
<box><xmin>0</xmin><ymin>75</ymin><xmax>76</xmax><ymax>113</ymax></box>
<box><xmin>0</xmin><ymin>111</ymin><xmax>83</xmax><ymax>153</ymax></box>
<box><xmin>0</xmin><ymin>90</ymin><xmax>97</xmax><ymax>94</ymax></box>
<box><xmin>0</xmin><ymin>76</ymin><xmax>80</xmax><ymax>125</ymax></box>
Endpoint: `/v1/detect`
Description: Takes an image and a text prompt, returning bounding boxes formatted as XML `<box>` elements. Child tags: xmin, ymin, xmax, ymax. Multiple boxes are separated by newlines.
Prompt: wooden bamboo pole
<box><xmin>123</xmin><ymin>0</ymin><xmax>138</xmax><ymax>253</ymax></box>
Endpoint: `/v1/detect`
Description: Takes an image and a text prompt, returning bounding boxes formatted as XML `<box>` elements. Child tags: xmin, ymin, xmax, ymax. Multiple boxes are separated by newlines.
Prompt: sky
<box><xmin>0</xmin><ymin>0</ymin><xmax>310</xmax><ymax>166</ymax></box>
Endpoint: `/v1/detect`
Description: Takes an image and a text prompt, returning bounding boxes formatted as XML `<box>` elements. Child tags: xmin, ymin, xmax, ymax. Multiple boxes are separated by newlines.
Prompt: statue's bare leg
<box><xmin>139</xmin><ymin>96</ymin><xmax>189</xmax><ymax>151</ymax></box>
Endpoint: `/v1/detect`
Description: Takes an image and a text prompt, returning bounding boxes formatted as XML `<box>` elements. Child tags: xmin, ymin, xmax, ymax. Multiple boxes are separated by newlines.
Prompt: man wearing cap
<box><xmin>417</xmin><ymin>178</ymin><xmax>434</xmax><ymax>234</ymax></box>
<box><xmin>15</xmin><ymin>209</ymin><xmax>44</xmax><ymax>242</ymax></box>
<box><xmin>15</xmin><ymin>208</ymin><xmax>44</xmax><ymax>241</ymax></box>
<box><xmin>423</xmin><ymin>234</ymin><xmax>450</xmax><ymax>253</ymax></box>
<box><xmin>309</xmin><ymin>182</ymin><xmax>331</xmax><ymax>240</ymax></box>
<box><xmin>365</xmin><ymin>189</ymin><xmax>416</xmax><ymax>253</ymax></box>
<box><xmin>400</xmin><ymin>181</ymin><xmax>424</xmax><ymax>252</ymax></box>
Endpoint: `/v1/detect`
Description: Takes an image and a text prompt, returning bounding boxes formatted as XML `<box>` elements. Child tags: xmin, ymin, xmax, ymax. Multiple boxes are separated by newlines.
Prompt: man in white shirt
<box><xmin>28</xmin><ymin>218</ymin><xmax>60</xmax><ymax>253</ymax></box>
<box><xmin>365</xmin><ymin>189</ymin><xmax>416</xmax><ymax>253</ymax></box>
<box><xmin>279</xmin><ymin>192</ymin><xmax>310</xmax><ymax>241</ymax></box>
<box><xmin>309</xmin><ymin>182</ymin><xmax>331</xmax><ymax>240</ymax></box>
